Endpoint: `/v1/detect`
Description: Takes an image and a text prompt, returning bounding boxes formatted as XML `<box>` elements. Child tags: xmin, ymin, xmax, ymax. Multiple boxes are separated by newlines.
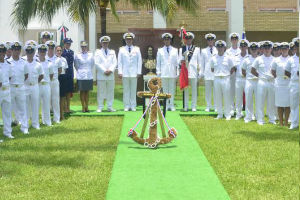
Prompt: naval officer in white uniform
<box><xmin>156</xmin><ymin>33</ymin><xmax>179</xmax><ymax>111</ymax></box>
<box><xmin>0</xmin><ymin>43</ymin><xmax>13</xmax><ymax>138</ymax></box>
<box><xmin>226</xmin><ymin>33</ymin><xmax>241</xmax><ymax>116</ymax></box>
<box><xmin>118</xmin><ymin>33</ymin><xmax>142</xmax><ymax>111</ymax></box>
<box><xmin>210</xmin><ymin>40</ymin><xmax>235</xmax><ymax>120</ymax></box>
<box><xmin>179</xmin><ymin>32</ymin><xmax>201</xmax><ymax>111</ymax></box>
<box><xmin>285</xmin><ymin>38</ymin><xmax>299</xmax><ymax>129</ymax></box>
<box><xmin>24</xmin><ymin>41</ymin><xmax>44</xmax><ymax>130</ymax></box>
<box><xmin>8</xmin><ymin>41</ymin><xmax>29</xmax><ymax>134</ymax></box>
<box><xmin>200</xmin><ymin>33</ymin><xmax>217</xmax><ymax>112</ymax></box>
<box><xmin>95</xmin><ymin>36</ymin><xmax>117</xmax><ymax>112</ymax></box>
<box><xmin>251</xmin><ymin>41</ymin><xmax>276</xmax><ymax>125</ymax></box>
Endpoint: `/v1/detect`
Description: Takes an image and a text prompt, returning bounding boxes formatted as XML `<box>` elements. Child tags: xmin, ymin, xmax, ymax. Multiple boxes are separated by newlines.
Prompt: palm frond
<box><xmin>109</xmin><ymin>0</ymin><xmax>120</xmax><ymax>21</ymax></box>
<box><xmin>11</xmin><ymin>0</ymin><xmax>67</xmax><ymax>29</ymax></box>
<box><xmin>126</xmin><ymin>0</ymin><xmax>198</xmax><ymax>21</ymax></box>
<box><xmin>68</xmin><ymin>0</ymin><xmax>97</xmax><ymax>24</ymax></box>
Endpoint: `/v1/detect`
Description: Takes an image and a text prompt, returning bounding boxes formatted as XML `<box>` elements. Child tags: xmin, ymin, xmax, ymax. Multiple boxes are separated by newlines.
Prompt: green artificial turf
<box><xmin>105</xmin><ymin>112</ymin><xmax>230</xmax><ymax>200</ymax></box>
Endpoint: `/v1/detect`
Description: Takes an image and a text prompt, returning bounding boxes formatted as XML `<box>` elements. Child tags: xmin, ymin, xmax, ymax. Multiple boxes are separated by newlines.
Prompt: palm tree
<box><xmin>11</xmin><ymin>0</ymin><xmax>198</xmax><ymax>36</ymax></box>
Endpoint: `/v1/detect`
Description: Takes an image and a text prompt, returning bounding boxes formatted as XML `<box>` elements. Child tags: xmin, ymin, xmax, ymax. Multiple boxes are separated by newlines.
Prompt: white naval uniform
<box><xmin>39</xmin><ymin>60</ymin><xmax>54</xmax><ymax>126</ymax></box>
<box><xmin>8</xmin><ymin>57</ymin><xmax>29</xmax><ymax>133</ymax></box>
<box><xmin>200</xmin><ymin>46</ymin><xmax>217</xmax><ymax>110</ymax></box>
<box><xmin>0</xmin><ymin>61</ymin><xmax>12</xmax><ymax>137</ymax></box>
<box><xmin>74</xmin><ymin>52</ymin><xmax>95</xmax><ymax>81</ymax></box>
<box><xmin>47</xmin><ymin>55</ymin><xmax>62</xmax><ymax>123</ymax></box>
<box><xmin>94</xmin><ymin>48</ymin><xmax>117</xmax><ymax>110</ymax></box>
<box><xmin>156</xmin><ymin>45</ymin><xmax>179</xmax><ymax>110</ymax></box>
<box><xmin>234</xmin><ymin>54</ymin><xmax>248</xmax><ymax>118</ymax></box>
<box><xmin>285</xmin><ymin>55</ymin><xmax>299</xmax><ymax>128</ymax></box>
<box><xmin>241</xmin><ymin>55</ymin><xmax>258</xmax><ymax>122</ymax></box>
<box><xmin>271</xmin><ymin>56</ymin><xmax>290</xmax><ymax>107</ymax></box>
<box><xmin>252</xmin><ymin>55</ymin><xmax>276</xmax><ymax>124</ymax></box>
<box><xmin>179</xmin><ymin>45</ymin><xmax>201</xmax><ymax>110</ymax></box>
<box><xmin>25</xmin><ymin>60</ymin><xmax>43</xmax><ymax>129</ymax></box>
<box><xmin>55</xmin><ymin>56</ymin><xmax>68</xmax><ymax>75</ymax></box>
<box><xmin>225</xmin><ymin>47</ymin><xmax>241</xmax><ymax>114</ymax></box>
<box><xmin>118</xmin><ymin>45</ymin><xmax>142</xmax><ymax>110</ymax></box>
<box><xmin>210</xmin><ymin>54</ymin><xmax>234</xmax><ymax>119</ymax></box>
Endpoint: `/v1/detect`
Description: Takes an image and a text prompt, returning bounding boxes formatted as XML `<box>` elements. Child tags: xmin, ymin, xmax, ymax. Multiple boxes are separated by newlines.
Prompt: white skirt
<box><xmin>275</xmin><ymin>85</ymin><xmax>290</xmax><ymax>107</ymax></box>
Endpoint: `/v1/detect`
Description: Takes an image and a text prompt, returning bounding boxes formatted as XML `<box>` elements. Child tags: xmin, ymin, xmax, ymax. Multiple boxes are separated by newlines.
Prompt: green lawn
<box><xmin>0</xmin><ymin>83</ymin><xmax>298</xmax><ymax>200</ymax></box>
<box><xmin>0</xmin><ymin>116</ymin><xmax>123</xmax><ymax>200</ymax></box>
<box><xmin>182</xmin><ymin>117</ymin><xmax>299</xmax><ymax>200</ymax></box>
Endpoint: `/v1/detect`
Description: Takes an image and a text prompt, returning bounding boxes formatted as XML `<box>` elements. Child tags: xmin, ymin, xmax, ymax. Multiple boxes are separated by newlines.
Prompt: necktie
<box><xmin>105</xmin><ymin>49</ymin><xmax>108</xmax><ymax>55</ymax></box>
<box><xmin>167</xmin><ymin>47</ymin><xmax>169</xmax><ymax>54</ymax></box>
<box><xmin>128</xmin><ymin>47</ymin><xmax>131</xmax><ymax>53</ymax></box>
<box><xmin>210</xmin><ymin>47</ymin><xmax>213</xmax><ymax>54</ymax></box>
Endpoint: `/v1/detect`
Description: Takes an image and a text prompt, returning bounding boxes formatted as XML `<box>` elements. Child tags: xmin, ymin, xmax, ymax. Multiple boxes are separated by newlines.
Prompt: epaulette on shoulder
<box><xmin>6</xmin><ymin>60</ymin><xmax>11</xmax><ymax>64</ymax></box>
<box><xmin>21</xmin><ymin>57</ymin><xmax>26</xmax><ymax>60</ymax></box>
<box><xmin>35</xmin><ymin>59</ymin><xmax>40</xmax><ymax>63</ymax></box>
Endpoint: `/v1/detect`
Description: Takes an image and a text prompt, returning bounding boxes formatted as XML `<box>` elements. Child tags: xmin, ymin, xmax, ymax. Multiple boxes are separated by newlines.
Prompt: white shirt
<box><xmin>156</xmin><ymin>45</ymin><xmax>179</xmax><ymax>78</ymax></box>
<box><xmin>285</xmin><ymin>54</ymin><xmax>299</xmax><ymax>82</ymax></box>
<box><xmin>25</xmin><ymin>60</ymin><xmax>43</xmax><ymax>85</ymax></box>
<box><xmin>0</xmin><ymin>60</ymin><xmax>12</xmax><ymax>98</ymax></box>
<box><xmin>225</xmin><ymin>47</ymin><xmax>241</xmax><ymax>57</ymax></box>
<box><xmin>178</xmin><ymin>46</ymin><xmax>201</xmax><ymax>79</ymax></box>
<box><xmin>241</xmin><ymin>55</ymin><xmax>258</xmax><ymax>80</ymax></box>
<box><xmin>118</xmin><ymin>45</ymin><xmax>142</xmax><ymax>77</ymax></box>
<box><xmin>271</xmin><ymin>56</ymin><xmax>290</xmax><ymax>86</ymax></box>
<box><xmin>55</xmin><ymin>57</ymin><xmax>68</xmax><ymax>75</ymax></box>
<box><xmin>209</xmin><ymin>54</ymin><xmax>234</xmax><ymax>77</ymax></box>
<box><xmin>200</xmin><ymin>46</ymin><xmax>217</xmax><ymax>80</ymax></box>
<box><xmin>94</xmin><ymin>48</ymin><xmax>117</xmax><ymax>80</ymax></box>
<box><xmin>8</xmin><ymin>57</ymin><xmax>28</xmax><ymax>85</ymax></box>
<box><xmin>74</xmin><ymin>52</ymin><xmax>95</xmax><ymax>80</ymax></box>
<box><xmin>40</xmin><ymin>60</ymin><xmax>54</xmax><ymax>83</ymax></box>
<box><xmin>0</xmin><ymin>60</ymin><xmax>12</xmax><ymax>87</ymax></box>
<box><xmin>47</xmin><ymin>55</ymin><xmax>62</xmax><ymax>80</ymax></box>
<box><xmin>234</xmin><ymin>54</ymin><xmax>248</xmax><ymax>79</ymax></box>
<box><xmin>252</xmin><ymin>55</ymin><xmax>274</xmax><ymax>81</ymax></box>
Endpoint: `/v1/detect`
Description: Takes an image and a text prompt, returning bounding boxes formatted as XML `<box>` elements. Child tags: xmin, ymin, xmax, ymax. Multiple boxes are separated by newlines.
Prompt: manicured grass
<box><xmin>182</xmin><ymin>116</ymin><xmax>299</xmax><ymax>200</ymax></box>
<box><xmin>0</xmin><ymin>82</ymin><xmax>298</xmax><ymax>200</ymax></box>
<box><xmin>0</xmin><ymin>116</ymin><xmax>123</xmax><ymax>200</ymax></box>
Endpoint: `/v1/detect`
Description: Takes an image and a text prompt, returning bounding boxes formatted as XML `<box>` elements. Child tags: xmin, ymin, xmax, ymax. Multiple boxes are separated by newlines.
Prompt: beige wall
<box><xmin>244</xmin><ymin>0</ymin><xmax>297</xmax><ymax>11</ymax></box>
<box><xmin>95</xmin><ymin>0</ymin><xmax>299</xmax><ymax>48</ymax></box>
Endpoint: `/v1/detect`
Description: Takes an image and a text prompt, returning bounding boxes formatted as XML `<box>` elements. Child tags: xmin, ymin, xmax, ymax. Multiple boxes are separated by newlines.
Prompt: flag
<box><xmin>178</xmin><ymin>26</ymin><xmax>187</xmax><ymax>45</ymax></box>
<box><xmin>179</xmin><ymin>61</ymin><xmax>189</xmax><ymax>90</ymax></box>
<box><xmin>242</xmin><ymin>30</ymin><xmax>246</xmax><ymax>39</ymax></box>
<box><xmin>58</xmin><ymin>25</ymin><xmax>69</xmax><ymax>46</ymax></box>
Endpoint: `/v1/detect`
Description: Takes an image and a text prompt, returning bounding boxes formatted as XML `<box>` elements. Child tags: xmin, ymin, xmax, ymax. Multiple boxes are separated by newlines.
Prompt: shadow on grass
<box><xmin>128</xmin><ymin>145</ymin><xmax>177</xmax><ymax>150</ymax></box>
<box><xmin>232</xmin><ymin>128</ymin><xmax>299</xmax><ymax>142</ymax></box>
<box><xmin>0</xmin><ymin>154</ymin><xmax>86</xmax><ymax>169</ymax></box>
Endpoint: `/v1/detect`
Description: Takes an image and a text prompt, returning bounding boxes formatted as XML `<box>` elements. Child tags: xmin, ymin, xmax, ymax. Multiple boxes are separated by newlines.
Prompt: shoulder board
<box><xmin>6</xmin><ymin>60</ymin><xmax>11</xmax><ymax>64</ymax></box>
<box><xmin>21</xmin><ymin>57</ymin><xmax>26</xmax><ymax>60</ymax></box>
<box><xmin>35</xmin><ymin>59</ymin><xmax>40</xmax><ymax>63</ymax></box>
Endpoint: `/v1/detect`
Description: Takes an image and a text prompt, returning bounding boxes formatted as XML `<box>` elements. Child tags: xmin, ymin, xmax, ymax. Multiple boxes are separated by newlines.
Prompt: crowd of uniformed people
<box><xmin>0</xmin><ymin>31</ymin><xmax>298</xmax><ymax>139</ymax></box>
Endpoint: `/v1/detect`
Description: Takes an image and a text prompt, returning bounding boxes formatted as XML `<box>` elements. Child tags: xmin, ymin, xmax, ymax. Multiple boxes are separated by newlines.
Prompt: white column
<box><xmin>89</xmin><ymin>12</ymin><xmax>97</xmax><ymax>52</ymax></box>
<box><xmin>227</xmin><ymin>0</ymin><xmax>244</xmax><ymax>42</ymax></box>
<box><xmin>89</xmin><ymin>12</ymin><xmax>97</xmax><ymax>81</ymax></box>
<box><xmin>153</xmin><ymin>9</ymin><xmax>166</xmax><ymax>28</ymax></box>
<box><xmin>298</xmin><ymin>0</ymin><xmax>299</xmax><ymax>36</ymax></box>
